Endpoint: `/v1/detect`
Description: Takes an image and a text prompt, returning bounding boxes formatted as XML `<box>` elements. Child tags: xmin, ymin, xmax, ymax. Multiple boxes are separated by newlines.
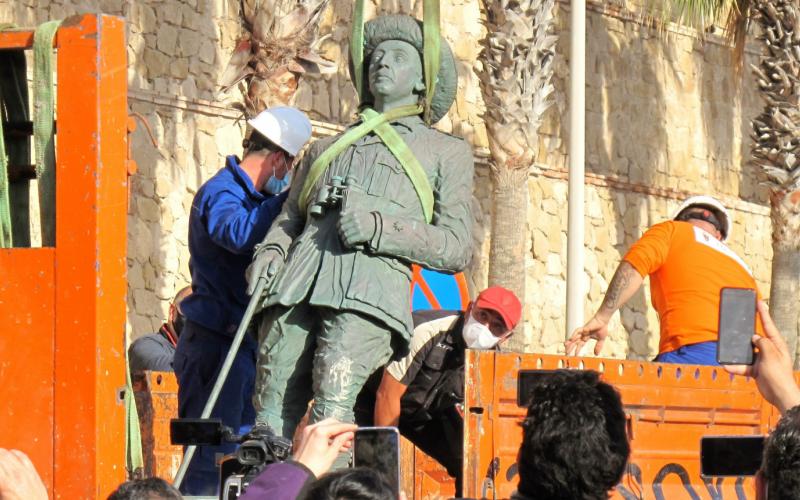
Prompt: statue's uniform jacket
<box><xmin>258</xmin><ymin>114</ymin><xmax>475</xmax><ymax>344</ymax></box>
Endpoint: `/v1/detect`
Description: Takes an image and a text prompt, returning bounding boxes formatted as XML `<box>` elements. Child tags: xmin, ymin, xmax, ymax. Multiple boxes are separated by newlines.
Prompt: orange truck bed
<box><xmin>463</xmin><ymin>351</ymin><xmax>780</xmax><ymax>499</ymax></box>
<box><xmin>137</xmin><ymin>350</ymin><xmax>779</xmax><ymax>500</ymax></box>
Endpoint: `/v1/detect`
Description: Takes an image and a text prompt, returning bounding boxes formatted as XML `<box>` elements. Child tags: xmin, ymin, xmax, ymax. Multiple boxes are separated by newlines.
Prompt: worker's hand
<box><xmin>246</xmin><ymin>247</ymin><xmax>284</xmax><ymax>296</ymax></box>
<box><xmin>0</xmin><ymin>449</ymin><xmax>48</xmax><ymax>500</ymax></box>
<box><xmin>724</xmin><ymin>301</ymin><xmax>800</xmax><ymax>414</ymax></box>
<box><xmin>565</xmin><ymin>314</ymin><xmax>610</xmax><ymax>356</ymax></box>
<box><xmin>337</xmin><ymin>210</ymin><xmax>377</xmax><ymax>248</ymax></box>
<box><xmin>292</xmin><ymin>418</ymin><xmax>357</xmax><ymax>478</ymax></box>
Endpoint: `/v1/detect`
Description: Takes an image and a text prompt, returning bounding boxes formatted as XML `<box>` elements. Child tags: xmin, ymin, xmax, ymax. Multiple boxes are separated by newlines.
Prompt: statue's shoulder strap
<box><xmin>298</xmin><ymin>105</ymin><xmax>434</xmax><ymax>224</ymax></box>
<box><xmin>299</xmin><ymin>117</ymin><xmax>374</xmax><ymax>212</ymax></box>
<box><xmin>361</xmin><ymin>108</ymin><xmax>434</xmax><ymax>223</ymax></box>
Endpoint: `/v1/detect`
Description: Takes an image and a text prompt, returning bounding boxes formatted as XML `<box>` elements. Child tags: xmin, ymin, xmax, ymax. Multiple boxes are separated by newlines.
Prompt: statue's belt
<box><xmin>299</xmin><ymin>105</ymin><xmax>434</xmax><ymax>223</ymax></box>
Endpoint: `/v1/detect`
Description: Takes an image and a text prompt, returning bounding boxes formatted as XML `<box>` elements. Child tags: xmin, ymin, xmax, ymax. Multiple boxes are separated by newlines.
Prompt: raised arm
<box><xmin>565</xmin><ymin>260</ymin><xmax>644</xmax><ymax>356</ymax></box>
<box><xmin>205</xmin><ymin>189</ymin><xmax>288</xmax><ymax>255</ymax></box>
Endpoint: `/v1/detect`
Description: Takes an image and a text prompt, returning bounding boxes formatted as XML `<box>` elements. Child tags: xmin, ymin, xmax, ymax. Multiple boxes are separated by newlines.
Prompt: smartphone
<box><xmin>353</xmin><ymin>426</ymin><xmax>400</xmax><ymax>496</ymax></box>
<box><xmin>718</xmin><ymin>287</ymin><xmax>757</xmax><ymax>365</ymax></box>
<box><xmin>517</xmin><ymin>370</ymin><xmax>559</xmax><ymax>407</ymax></box>
<box><xmin>700</xmin><ymin>435</ymin><xmax>765</xmax><ymax>477</ymax></box>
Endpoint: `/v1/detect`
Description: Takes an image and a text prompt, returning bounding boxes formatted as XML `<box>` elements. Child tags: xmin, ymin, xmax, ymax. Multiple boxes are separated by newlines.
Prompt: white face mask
<box><xmin>462</xmin><ymin>312</ymin><xmax>502</xmax><ymax>350</ymax></box>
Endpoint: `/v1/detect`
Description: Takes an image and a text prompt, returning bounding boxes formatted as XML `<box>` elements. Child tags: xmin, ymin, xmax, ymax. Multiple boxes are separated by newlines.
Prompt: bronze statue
<box><xmin>246</xmin><ymin>14</ymin><xmax>474</xmax><ymax>443</ymax></box>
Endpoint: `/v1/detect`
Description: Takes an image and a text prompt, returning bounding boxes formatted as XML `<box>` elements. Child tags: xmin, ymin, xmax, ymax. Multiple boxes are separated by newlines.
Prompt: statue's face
<box><xmin>367</xmin><ymin>39</ymin><xmax>423</xmax><ymax>103</ymax></box>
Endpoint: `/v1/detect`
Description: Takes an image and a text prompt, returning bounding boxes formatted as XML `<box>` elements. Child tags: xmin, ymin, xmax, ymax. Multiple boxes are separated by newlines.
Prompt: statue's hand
<box><xmin>246</xmin><ymin>247</ymin><xmax>284</xmax><ymax>296</ymax></box>
<box><xmin>337</xmin><ymin>210</ymin><xmax>376</xmax><ymax>248</ymax></box>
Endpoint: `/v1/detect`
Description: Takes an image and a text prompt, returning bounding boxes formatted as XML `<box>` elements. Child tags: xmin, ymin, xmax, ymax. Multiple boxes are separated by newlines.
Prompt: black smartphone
<box><xmin>517</xmin><ymin>370</ymin><xmax>559</xmax><ymax>407</ymax></box>
<box><xmin>718</xmin><ymin>287</ymin><xmax>757</xmax><ymax>365</ymax></box>
<box><xmin>353</xmin><ymin>426</ymin><xmax>400</xmax><ymax>496</ymax></box>
<box><xmin>700</xmin><ymin>435</ymin><xmax>765</xmax><ymax>477</ymax></box>
<box><xmin>170</xmin><ymin>418</ymin><xmax>224</xmax><ymax>446</ymax></box>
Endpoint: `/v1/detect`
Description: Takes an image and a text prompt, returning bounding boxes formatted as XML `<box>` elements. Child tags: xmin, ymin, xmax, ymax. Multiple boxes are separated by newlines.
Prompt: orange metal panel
<box><xmin>464</xmin><ymin>352</ymin><xmax>775</xmax><ymax>499</ymax></box>
<box><xmin>0</xmin><ymin>27</ymin><xmax>61</xmax><ymax>50</ymax></box>
<box><xmin>464</xmin><ymin>348</ymin><xmax>496</xmax><ymax>499</ymax></box>
<box><xmin>133</xmin><ymin>372</ymin><xmax>183</xmax><ymax>479</ymax></box>
<box><xmin>412</xmin><ymin>448</ymin><xmax>456</xmax><ymax>499</ymax></box>
<box><xmin>0</xmin><ymin>249</ymin><xmax>55</xmax><ymax>496</ymax></box>
<box><xmin>399</xmin><ymin>436</ymin><xmax>415</xmax><ymax>497</ymax></box>
<box><xmin>52</xmin><ymin>13</ymin><xmax>128</xmax><ymax>499</ymax></box>
<box><xmin>0</xmin><ymin>30</ymin><xmax>36</xmax><ymax>50</ymax></box>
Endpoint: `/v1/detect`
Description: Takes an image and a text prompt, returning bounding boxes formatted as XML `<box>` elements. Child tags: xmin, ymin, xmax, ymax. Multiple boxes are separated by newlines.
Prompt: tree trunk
<box><xmin>767</xmin><ymin>189</ymin><xmax>800</xmax><ymax>367</ymax></box>
<box><xmin>488</xmin><ymin>166</ymin><xmax>529</xmax><ymax>352</ymax></box>
<box><xmin>774</xmin><ymin>249</ymin><xmax>800</xmax><ymax>364</ymax></box>
<box><xmin>745</xmin><ymin>0</ymin><xmax>800</xmax><ymax>364</ymax></box>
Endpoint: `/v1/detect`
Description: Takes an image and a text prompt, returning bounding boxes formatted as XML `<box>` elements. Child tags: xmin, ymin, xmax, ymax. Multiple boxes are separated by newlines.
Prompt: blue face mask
<box><xmin>265</xmin><ymin>171</ymin><xmax>291</xmax><ymax>194</ymax></box>
<box><xmin>264</xmin><ymin>153</ymin><xmax>292</xmax><ymax>194</ymax></box>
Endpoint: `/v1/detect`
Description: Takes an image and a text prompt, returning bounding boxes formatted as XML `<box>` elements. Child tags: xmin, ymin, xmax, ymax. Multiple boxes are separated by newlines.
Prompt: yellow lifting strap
<box><xmin>298</xmin><ymin>104</ymin><xmax>434</xmax><ymax>223</ymax></box>
<box><xmin>0</xmin><ymin>95</ymin><xmax>11</xmax><ymax>248</ymax></box>
<box><xmin>349</xmin><ymin>0</ymin><xmax>441</xmax><ymax>124</ymax></box>
<box><xmin>422</xmin><ymin>0</ymin><xmax>441</xmax><ymax>123</ymax></box>
<box><xmin>0</xmin><ymin>23</ymin><xmax>16</xmax><ymax>248</ymax></box>
<box><xmin>33</xmin><ymin>20</ymin><xmax>61</xmax><ymax>247</ymax></box>
<box><xmin>350</xmin><ymin>0</ymin><xmax>366</xmax><ymax>100</ymax></box>
<box><xmin>360</xmin><ymin>107</ymin><xmax>434</xmax><ymax>222</ymax></box>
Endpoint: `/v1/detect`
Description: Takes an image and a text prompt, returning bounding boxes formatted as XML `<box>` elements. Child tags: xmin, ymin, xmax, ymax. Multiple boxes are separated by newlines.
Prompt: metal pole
<box><xmin>566</xmin><ymin>0</ymin><xmax>586</xmax><ymax>338</ymax></box>
<box><xmin>173</xmin><ymin>278</ymin><xmax>267</xmax><ymax>490</ymax></box>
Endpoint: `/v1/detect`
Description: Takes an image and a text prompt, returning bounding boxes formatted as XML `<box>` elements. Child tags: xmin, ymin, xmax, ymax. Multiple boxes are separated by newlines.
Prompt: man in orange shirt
<box><xmin>566</xmin><ymin>196</ymin><xmax>761</xmax><ymax>365</ymax></box>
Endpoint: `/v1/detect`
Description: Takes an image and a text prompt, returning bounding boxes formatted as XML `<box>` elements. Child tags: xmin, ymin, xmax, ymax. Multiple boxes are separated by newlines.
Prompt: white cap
<box><xmin>247</xmin><ymin>106</ymin><xmax>312</xmax><ymax>157</ymax></box>
<box><xmin>672</xmin><ymin>195</ymin><xmax>732</xmax><ymax>241</ymax></box>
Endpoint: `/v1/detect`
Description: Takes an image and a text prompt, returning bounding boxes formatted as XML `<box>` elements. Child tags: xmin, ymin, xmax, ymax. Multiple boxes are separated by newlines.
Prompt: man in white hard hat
<box><xmin>566</xmin><ymin>195</ymin><xmax>762</xmax><ymax>365</ymax></box>
<box><xmin>173</xmin><ymin>106</ymin><xmax>311</xmax><ymax>495</ymax></box>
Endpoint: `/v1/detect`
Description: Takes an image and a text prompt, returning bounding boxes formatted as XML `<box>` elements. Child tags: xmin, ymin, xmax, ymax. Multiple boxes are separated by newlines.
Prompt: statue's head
<box><xmin>367</xmin><ymin>39</ymin><xmax>425</xmax><ymax>108</ymax></box>
<box><xmin>351</xmin><ymin>15</ymin><xmax>457</xmax><ymax>124</ymax></box>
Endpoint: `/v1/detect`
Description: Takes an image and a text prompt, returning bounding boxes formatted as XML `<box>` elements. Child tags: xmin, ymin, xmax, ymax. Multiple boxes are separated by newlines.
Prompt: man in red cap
<box><xmin>371</xmin><ymin>286</ymin><xmax>522</xmax><ymax>495</ymax></box>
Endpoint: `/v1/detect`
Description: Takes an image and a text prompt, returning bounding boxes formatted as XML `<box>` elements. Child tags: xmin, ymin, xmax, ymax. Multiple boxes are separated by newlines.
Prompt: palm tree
<box><xmin>476</xmin><ymin>0</ymin><xmax>558</xmax><ymax>351</ymax></box>
<box><xmin>219</xmin><ymin>0</ymin><xmax>335</xmax><ymax>117</ymax></box>
<box><xmin>660</xmin><ymin>0</ymin><xmax>800</xmax><ymax>361</ymax></box>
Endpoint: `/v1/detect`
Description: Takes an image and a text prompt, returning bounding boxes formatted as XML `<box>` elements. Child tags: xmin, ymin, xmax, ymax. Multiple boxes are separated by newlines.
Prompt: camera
<box><xmin>170</xmin><ymin>418</ymin><xmax>292</xmax><ymax>499</ymax></box>
<box><xmin>309</xmin><ymin>175</ymin><xmax>347</xmax><ymax>217</ymax></box>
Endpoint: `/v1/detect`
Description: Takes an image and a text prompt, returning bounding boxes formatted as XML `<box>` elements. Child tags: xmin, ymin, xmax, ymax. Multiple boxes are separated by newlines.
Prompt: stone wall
<box><xmin>0</xmin><ymin>0</ymin><xmax>772</xmax><ymax>360</ymax></box>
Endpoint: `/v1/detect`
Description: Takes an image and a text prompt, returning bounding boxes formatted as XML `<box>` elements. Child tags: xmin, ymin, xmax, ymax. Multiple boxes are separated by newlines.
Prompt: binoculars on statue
<box><xmin>310</xmin><ymin>175</ymin><xmax>347</xmax><ymax>217</ymax></box>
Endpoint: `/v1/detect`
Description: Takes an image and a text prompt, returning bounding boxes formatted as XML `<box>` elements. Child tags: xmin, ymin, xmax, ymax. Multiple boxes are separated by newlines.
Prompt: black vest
<box><xmin>400</xmin><ymin>311</ymin><xmax>466</xmax><ymax>425</ymax></box>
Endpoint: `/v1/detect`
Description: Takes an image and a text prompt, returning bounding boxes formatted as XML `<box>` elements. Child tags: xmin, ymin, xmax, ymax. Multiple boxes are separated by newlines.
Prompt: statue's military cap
<box><xmin>350</xmin><ymin>14</ymin><xmax>457</xmax><ymax>124</ymax></box>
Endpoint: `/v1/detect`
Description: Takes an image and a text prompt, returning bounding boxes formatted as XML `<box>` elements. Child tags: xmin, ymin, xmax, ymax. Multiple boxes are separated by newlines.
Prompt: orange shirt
<box><xmin>623</xmin><ymin>221</ymin><xmax>761</xmax><ymax>354</ymax></box>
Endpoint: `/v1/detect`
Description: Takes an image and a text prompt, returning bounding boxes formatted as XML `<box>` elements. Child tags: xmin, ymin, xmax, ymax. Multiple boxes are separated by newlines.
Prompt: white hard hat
<box><xmin>672</xmin><ymin>195</ymin><xmax>732</xmax><ymax>241</ymax></box>
<box><xmin>247</xmin><ymin>106</ymin><xmax>312</xmax><ymax>157</ymax></box>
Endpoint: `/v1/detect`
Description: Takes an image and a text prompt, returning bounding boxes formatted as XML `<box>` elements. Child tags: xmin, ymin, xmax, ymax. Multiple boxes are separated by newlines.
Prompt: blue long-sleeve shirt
<box><xmin>181</xmin><ymin>155</ymin><xmax>288</xmax><ymax>336</ymax></box>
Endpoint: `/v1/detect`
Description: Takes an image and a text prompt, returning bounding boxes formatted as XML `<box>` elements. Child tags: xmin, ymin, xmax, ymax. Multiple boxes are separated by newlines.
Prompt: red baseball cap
<box><xmin>474</xmin><ymin>286</ymin><xmax>522</xmax><ymax>330</ymax></box>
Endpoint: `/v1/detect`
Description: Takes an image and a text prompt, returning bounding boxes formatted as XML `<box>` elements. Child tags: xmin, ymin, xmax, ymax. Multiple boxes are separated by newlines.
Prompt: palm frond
<box><xmin>220</xmin><ymin>0</ymin><xmax>333</xmax><ymax>116</ymax></box>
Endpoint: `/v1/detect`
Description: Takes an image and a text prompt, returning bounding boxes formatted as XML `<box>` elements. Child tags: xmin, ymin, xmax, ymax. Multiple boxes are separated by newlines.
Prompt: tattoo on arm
<box><xmin>601</xmin><ymin>261</ymin><xmax>637</xmax><ymax>313</ymax></box>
